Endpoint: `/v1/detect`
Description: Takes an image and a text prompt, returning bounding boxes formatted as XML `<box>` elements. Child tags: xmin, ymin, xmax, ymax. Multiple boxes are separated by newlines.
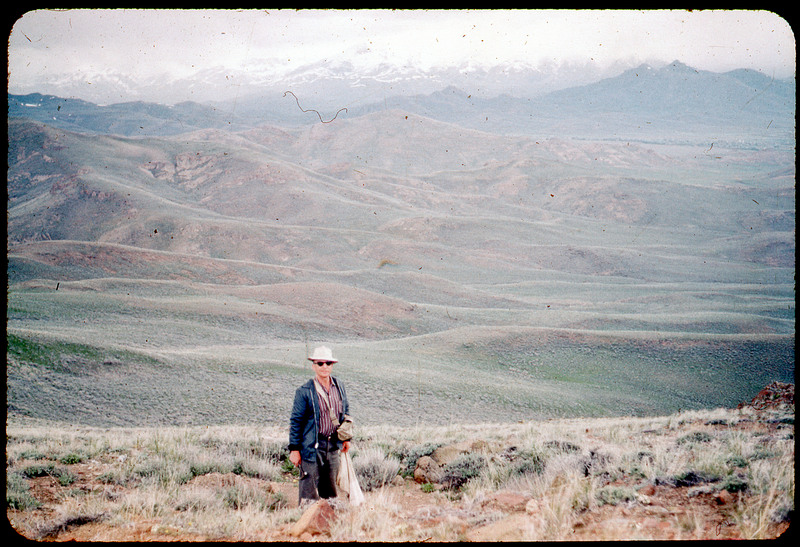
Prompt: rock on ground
<box><xmin>289</xmin><ymin>499</ymin><xmax>336</xmax><ymax>537</ymax></box>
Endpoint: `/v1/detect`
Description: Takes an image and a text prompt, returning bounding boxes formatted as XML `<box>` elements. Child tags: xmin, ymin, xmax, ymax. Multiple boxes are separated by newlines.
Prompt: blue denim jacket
<box><xmin>288</xmin><ymin>377</ymin><xmax>349</xmax><ymax>461</ymax></box>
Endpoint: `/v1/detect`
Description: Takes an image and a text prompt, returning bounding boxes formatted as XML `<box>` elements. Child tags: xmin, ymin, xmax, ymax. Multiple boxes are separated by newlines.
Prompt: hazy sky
<box><xmin>8</xmin><ymin>9</ymin><xmax>796</xmax><ymax>100</ymax></box>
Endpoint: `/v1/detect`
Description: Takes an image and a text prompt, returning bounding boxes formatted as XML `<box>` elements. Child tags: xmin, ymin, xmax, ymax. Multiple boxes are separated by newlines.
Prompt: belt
<box><xmin>317</xmin><ymin>434</ymin><xmax>339</xmax><ymax>450</ymax></box>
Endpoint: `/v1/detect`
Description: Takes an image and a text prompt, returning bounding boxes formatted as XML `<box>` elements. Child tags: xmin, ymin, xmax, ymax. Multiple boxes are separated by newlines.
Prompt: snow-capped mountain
<box><xmin>13</xmin><ymin>57</ymin><xmax>649</xmax><ymax>107</ymax></box>
<box><xmin>10</xmin><ymin>59</ymin><xmax>793</xmax><ymax>150</ymax></box>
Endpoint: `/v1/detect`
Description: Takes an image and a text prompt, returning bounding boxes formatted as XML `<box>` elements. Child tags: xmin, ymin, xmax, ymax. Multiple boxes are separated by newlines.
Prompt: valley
<box><xmin>6</xmin><ymin>62</ymin><xmax>795</xmax><ymax>429</ymax></box>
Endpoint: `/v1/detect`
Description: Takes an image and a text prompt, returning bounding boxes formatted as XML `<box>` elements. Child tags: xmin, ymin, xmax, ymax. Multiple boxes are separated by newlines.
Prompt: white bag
<box><xmin>336</xmin><ymin>451</ymin><xmax>365</xmax><ymax>506</ymax></box>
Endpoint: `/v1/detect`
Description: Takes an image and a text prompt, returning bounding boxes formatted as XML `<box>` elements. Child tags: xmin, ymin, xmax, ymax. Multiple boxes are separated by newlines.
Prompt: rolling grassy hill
<box><xmin>6</xmin><ymin>69</ymin><xmax>795</xmax><ymax>428</ymax></box>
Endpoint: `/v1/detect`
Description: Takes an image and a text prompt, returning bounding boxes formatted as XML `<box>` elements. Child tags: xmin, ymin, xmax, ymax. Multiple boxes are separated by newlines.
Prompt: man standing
<box><xmin>288</xmin><ymin>345</ymin><xmax>351</xmax><ymax>505</ymax></box>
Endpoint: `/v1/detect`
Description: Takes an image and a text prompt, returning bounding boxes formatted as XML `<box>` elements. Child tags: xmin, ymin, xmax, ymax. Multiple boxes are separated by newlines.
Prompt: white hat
<box><xmin>308</xmin><ymin>346</ymin><xmax>338</xmax><ymax>363</ymax></box>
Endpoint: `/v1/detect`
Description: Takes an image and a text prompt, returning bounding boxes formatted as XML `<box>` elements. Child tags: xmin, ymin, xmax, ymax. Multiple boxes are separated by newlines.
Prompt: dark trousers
<box><xmin>299</xmin><ymin>437</ymin><xmax>340</xmax><ymax>505</ymax></box>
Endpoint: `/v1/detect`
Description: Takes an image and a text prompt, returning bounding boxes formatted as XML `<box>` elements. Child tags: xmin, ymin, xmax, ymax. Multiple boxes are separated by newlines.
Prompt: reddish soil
<box><xmin>7</xmin><ymin>382</ymin><xmax>793</xmax><ymax>542</ymax></box>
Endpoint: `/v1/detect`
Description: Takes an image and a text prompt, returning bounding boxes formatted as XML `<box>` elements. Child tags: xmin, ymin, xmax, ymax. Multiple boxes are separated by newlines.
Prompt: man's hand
<box><xmin>289</xmin><ymin>450</ymin><xmax>301</xmax><ymax>467</ymax></box>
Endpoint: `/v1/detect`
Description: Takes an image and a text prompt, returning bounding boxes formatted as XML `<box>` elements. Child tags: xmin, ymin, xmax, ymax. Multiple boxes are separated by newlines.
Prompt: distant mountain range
<box><xmin>6</xmin><ymin>59</ymin><xmax>795</xmax><ymax>426</ymax></box>
<box><xmin>9</xmin><ymin>61</ymin><xmax>795</xmax><ymax>147</ymax></box>
<box><xmin>7</xmin><ymin>56</ymin><xmax>633</xmax><ymax>109</ymax></box>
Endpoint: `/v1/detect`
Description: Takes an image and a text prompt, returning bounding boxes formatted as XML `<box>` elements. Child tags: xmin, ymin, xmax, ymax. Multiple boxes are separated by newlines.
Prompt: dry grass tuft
<box><xmin>6</xmin><ymin>392</ymin><xmax>793</xmax><ymax>541</ymax></box>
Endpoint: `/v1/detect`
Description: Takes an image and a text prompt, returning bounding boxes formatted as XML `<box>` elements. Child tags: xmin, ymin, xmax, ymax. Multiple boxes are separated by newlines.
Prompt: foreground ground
<box><xmin>6</xmin><ymin>382</ymin><xmax>794</xmax><ymax>541</ymax></box>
